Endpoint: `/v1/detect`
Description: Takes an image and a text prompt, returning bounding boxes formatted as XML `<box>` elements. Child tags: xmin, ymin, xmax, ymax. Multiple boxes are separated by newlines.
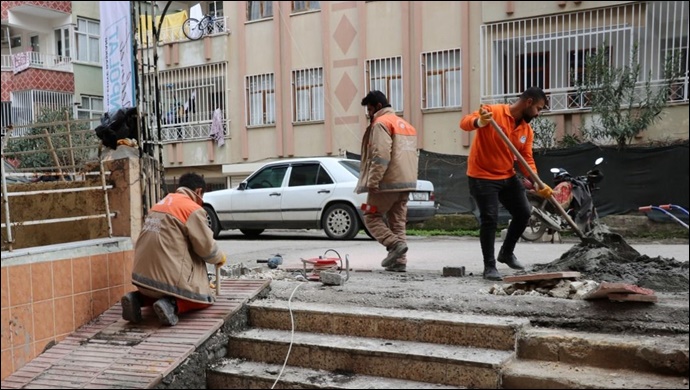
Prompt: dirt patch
<box><xmin>531</xmin><ymin>225</ymin><xmax>689</xmax><ymax>292</ymax></box>
<box><xmin>1</xmin><ymin>179</ymin><xmax>109</xmax><ymax>251</ymax></box>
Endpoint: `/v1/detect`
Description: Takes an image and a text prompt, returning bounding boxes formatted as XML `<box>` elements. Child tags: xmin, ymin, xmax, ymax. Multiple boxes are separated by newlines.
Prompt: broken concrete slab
<box><xmin>503</xmin><ymin>271</ymin><xmax>581</xmax><ymax>283</ymax></box>
<box><xmin>583</xmin><ymin>282</ymin><xmax>655</xmax><ymax>300</ymax></box>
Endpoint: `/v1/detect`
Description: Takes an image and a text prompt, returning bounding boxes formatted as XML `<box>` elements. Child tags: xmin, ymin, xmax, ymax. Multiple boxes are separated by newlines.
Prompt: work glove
<box><xmin>216</xmin><ymin>253</ymin><xmax>226</xmax><ymax>268</ymax></box>
<box><xmin>477</xmin><ymin>105</ymin><xmax>493</xmax><ymax>128</ymax></box>
<box><xmin>536</xmin><ymin>184</ymin><xmax>553</xmax><ymax>199</ymax></box>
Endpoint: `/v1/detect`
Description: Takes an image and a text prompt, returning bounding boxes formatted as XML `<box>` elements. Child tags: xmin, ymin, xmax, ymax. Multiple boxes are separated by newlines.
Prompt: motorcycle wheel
<box><xmin>521</xmin><ymin>200</ymin><xmax>548</xmax><ymax>241</ymax></box>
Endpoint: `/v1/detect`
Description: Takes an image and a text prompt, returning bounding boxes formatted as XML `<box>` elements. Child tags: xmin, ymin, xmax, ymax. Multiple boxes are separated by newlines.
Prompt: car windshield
<box><xmin>339</xmin><ymin>160</ymin><xmax>361</xmax><ymax>178</ymax></box>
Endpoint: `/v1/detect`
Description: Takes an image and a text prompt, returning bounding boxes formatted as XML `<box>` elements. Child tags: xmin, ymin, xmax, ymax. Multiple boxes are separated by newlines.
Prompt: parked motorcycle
<box><xmin>521</xmin><ymin>157</ymin><xmax>604</xmax><ymax>241</ymax></box>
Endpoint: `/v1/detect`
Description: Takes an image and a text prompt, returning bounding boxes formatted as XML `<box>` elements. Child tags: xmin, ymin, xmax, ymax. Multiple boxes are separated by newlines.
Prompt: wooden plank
<box><xmin>503</xmin><ymin>272</ymin><xmax>581</xmax><ymax>283</ymax></box>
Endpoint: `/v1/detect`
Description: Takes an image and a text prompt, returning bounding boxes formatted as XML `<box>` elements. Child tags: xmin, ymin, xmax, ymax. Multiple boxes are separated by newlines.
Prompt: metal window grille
<box><xmin>9</xmin><ymin>90</ymin><xmax>74</xmax><ymax>135</ymax></box>
<box><xmin>292</xmin><ymin>67</ymin><xmax>324</xmax><ymax>123</ymax></box>
<box><xmin>144</xmin><ymin>62</ymin><xmax>228</xmax><ymax>142</ymax></box>
<box><xmin>1</xmin><ymin>102</ymin><xmax>11</xmax><ymax>132</ymax></box>
<box><xmin>421</xmin><ymin>49</ymin><xmax>462</xmax><ymax>109</ymax></box>
<box><xmin>245</xmin><ymin>73</ymin><xmax>276</xmax><ymax>126</ymax></box>
<box><xmin>365</xmin><ymin>56</ymin><xmax>403</xmax><ymax>112</ymax></box>
<box><xmin>292</xmin><ymin>1</ymin><xmax>320</xmax><ymax>13</ymax></box>
<box><xmin>247</xmin><ymin>1</ymin><xmax>273</xmax><ymax>21</ymax></box>
<box><xmin>480</xmin><ymin>1</ymin><xmax>689</xmax><ymax>110</ymax></box>
<box><xmin>76</xmin><ymin>18</ymin><xmax>100</xmax><ymax>63</ymax></box>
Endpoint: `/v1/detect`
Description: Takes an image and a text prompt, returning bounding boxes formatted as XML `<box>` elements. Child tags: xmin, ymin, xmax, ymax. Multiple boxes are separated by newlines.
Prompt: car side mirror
<box><xmin>238</xmin><ymin>182</ymin><xmax>247</xmax><ymax>190</ymax></box>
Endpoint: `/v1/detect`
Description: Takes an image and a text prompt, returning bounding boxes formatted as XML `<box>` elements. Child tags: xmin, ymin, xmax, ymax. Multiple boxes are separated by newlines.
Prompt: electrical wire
<box><xmin>271</xmin><ymin>281</ymin><xmax>305</xmax><ymax>389</ymax></box>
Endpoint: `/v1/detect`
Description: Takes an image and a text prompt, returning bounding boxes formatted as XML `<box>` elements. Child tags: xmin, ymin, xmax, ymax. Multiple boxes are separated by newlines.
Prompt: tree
<box><xmin>576</xmin><ymin>41</ymin><xmax>683</xmax><ymax>148</ymax></box>
<box><xmin>531</xmin><ymin>115</ymin><xmax>556</xmax><ymax>150</ymax></box>
<box><xmin>4</xmin><ymin>107</ymin><xmax>98</xmax><ymax>173</ymax></box>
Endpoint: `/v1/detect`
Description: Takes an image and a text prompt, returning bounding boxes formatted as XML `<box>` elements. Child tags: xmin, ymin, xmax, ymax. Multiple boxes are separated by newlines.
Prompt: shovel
<box><xmin>487</xmin><ymin>117</ymin><xmax>607</xmax><ymax>248</ymax></box>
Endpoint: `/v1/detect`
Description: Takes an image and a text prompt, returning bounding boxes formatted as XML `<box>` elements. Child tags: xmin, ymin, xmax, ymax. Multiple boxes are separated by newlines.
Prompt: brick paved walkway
<box><xmin>0</xmin><ymin>279</ymin><xmax>270</xmax><ymax>389</ymax></box>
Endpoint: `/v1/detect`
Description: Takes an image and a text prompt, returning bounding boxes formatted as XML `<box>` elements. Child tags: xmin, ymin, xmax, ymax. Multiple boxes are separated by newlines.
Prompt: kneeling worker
<box><xmin>121</xmin><ymin>172</ymin><xmax>226</xmax><ymax>326</ymax></box>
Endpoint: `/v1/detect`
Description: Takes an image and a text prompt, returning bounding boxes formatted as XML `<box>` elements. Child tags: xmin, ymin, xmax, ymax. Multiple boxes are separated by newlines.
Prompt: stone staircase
<box><xmin>502</xmin><ymin>328</ymin><xmax>689</xmax><ymax>389</ymax></box>
<box><xmin>207</xmin><ymin>300</ymin><xmax>689</xmax><ymax>389</ymax></box>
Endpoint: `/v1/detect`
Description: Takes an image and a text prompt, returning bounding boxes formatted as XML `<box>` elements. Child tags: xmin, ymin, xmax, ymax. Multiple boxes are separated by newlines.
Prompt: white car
<box><xmin>202</xmin><ymin>157</ymin><xmax>437</xmax><ymax>240</ymax></box>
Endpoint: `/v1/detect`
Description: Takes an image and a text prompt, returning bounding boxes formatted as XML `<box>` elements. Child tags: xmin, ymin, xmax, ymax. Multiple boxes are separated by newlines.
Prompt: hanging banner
<box><xmin>100</xmin><ymin>1</ymin><xmax>135</xmax><ymax>112</ymax></box>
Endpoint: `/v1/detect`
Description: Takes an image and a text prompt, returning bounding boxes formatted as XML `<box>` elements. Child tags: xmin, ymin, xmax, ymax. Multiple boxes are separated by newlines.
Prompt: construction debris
<box><xmin>443</xmin><ymin>266</ymin><xmax>466</xmax><ymax>277</ymax></box>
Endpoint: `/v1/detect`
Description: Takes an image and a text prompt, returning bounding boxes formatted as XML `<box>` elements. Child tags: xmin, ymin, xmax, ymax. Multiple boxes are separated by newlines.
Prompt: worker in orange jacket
<box><xmin>459</xmin><ymin>87</ymin><xmax>553</xmax><ymax>281</ymax></box>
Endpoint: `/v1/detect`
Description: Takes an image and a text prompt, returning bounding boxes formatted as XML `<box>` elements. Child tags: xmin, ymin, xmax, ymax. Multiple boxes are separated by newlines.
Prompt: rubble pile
<box><xmin>488</xmin><ymin>279</ymin><xmax>599</xmax><ymax>299</ymax></box>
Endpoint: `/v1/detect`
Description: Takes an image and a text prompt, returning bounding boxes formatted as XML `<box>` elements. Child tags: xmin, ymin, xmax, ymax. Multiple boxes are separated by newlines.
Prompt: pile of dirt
<box><xmin>532</xmin><ymin>225</ymin><xmax>689</xmax><ymax>292</ymax></box>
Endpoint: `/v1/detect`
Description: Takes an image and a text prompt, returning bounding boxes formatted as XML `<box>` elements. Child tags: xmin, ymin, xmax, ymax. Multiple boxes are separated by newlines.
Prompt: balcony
<box><xmin>2</xmin><ymin>52</ymin><xmax>73</xmax><ymax>74</ymax></box>
<box><xmin>138</xmin><ymin>15</ymin><xmax>230</xmax><ymax>47</ymax></box>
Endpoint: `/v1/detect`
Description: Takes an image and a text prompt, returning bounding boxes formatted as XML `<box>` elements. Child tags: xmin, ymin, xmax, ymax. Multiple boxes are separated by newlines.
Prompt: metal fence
<box><xmin>1</xmin><ymin>116</ymin><xmax>114</xmax><ymax>252</ymax></box>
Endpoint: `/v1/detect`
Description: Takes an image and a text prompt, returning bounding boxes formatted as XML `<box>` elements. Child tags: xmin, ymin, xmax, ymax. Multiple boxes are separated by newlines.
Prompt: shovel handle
<box><xmin>215</xmin><ymin>266</ymin><xmax>221</xmax><ymax>296</ymax></box>
<box><xmin>487</xmin><ymin>118</ymin><xmax>589</xmax><ymax>241</ymax></box>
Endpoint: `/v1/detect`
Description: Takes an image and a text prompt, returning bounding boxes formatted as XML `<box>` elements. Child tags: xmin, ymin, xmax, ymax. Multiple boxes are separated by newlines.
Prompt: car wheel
<box><xmin>323</xmin><ymin>203</ymin><xmax>360</xmax><ymax>240</ymax></box>
<box><xmin>203</xmin><ymin>205</ymin><xmax>221</xmax><ymax>239</ymax></box>
<box><xmin>240</xmin><ymin>229</ymin><xmax>264</xmax><ymax>238</ymax></box>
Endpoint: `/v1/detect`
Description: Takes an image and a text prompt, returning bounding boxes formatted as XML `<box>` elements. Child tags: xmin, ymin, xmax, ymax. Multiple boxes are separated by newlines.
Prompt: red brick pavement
<box><xmin>0</xmin><ymin>279</ymin><xmax>270</xmax><ymax>389</ymax></box>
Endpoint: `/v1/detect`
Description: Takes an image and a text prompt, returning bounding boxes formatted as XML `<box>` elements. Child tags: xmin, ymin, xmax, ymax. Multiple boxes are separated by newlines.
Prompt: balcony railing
<box><xmin>3</xmin><ymin>52</ymin><xmax>73</xmax><ymax>74</ymax></box>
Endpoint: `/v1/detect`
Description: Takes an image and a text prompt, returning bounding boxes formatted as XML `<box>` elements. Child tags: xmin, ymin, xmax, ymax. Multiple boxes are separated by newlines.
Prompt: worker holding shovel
<box><xmin>459</xmin><ymin>87</ymin><xmax>553</xmax><ymax>281</ymax></box>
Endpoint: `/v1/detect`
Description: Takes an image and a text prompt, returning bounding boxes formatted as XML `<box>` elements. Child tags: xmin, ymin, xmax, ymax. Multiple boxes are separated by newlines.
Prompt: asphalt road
<box><xmin>214</xmin><ymin>229</ymin><xmax>689</xmax><ymax>276</ymax></box>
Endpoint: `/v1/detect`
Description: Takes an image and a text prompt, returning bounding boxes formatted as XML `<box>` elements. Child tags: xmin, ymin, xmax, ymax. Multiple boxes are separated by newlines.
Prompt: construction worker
<box><xmin>356</xmin><ymin>90</ymin><xmax>419</xmax><ymax>272</ymax></box>
<box><xmin>121</xmin><ymin>172</ymin><xmax>226</xmax><ymax>326</ymax></box>
<box><xmin>459</xmin><ymin>87</ymin><xmax>553</xmax><ymax>281</ymax></box>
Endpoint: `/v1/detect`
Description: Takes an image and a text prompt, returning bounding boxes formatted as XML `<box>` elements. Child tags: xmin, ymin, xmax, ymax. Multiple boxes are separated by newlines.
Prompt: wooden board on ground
<box><xmin>583</xmin><ymin>282</ymin><xmax>655</xmax><ymax>300</ymax></box>
<box><xmin>503</xmin><ymin>272</ymin><xmax>581</xmax><ymax>283</ymax></box>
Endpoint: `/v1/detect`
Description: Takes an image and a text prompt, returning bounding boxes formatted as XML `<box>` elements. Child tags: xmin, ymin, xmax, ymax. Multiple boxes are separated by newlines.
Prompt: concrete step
<box><xmin>502</xmin><ymin>359</ymin><xmax>689</xmax><ymax>389</ymax></box>
<box><xmin>247</xmin><ymin>300</ymin><xmax>529</xmax><ymax>351</ymax></box>
<box><xmin>208</xmin><ymin>358</ymin><xmax>464</xmax><ymax>389</ymax></box>
<box><xmin>227</xmin><ymin>328</ymin><xmax>514</xmax><ymax>388</ymax></box>
<box><xmin>517</xmin><ymin>327</ymin><xmax>689</xmax><ymax>375</ymax></box>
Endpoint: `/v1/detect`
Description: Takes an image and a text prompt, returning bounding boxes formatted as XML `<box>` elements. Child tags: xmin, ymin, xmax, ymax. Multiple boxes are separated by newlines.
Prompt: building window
<box><xmin>292</xmin><ymin>68</ymin><xmax>324</xmax><ymax>123</ymax></box>
<box><xmin>247</xmin><ymin>1</ymin><xmax>273</xmax><ymax>21</ymax></box>
<box><xmin>246</xmin><ymin>73</ymin><xmax>275</xmax><ymax>126</ymax></box>
<box><xmin>54</xmin><ymin>27</ymin><xmax>71</xmax><ymax>59</ymax></box>
<box><xmin>292</xmin><ymin>1</ymin><xmax>320</xmax><ymax>13</ymax></box>
<box><xmin>10</xmin><ymin>36</ymin><xmax>21</xmax><ymax>49</ymax></box>
<box><xmin>421</xmin><ymin>49</ymin><xmax>461</xmax><ymax>109</ymax></box>
<box><xmin>77</xmin><ymin>96</ymin><xmax>104</xmax><ymax>128</ymax></box>
<box><xmin>145</xmin><ymin>62</ymin><xmax>228</xmax><ymax>141</ymax></box>
<box><xmin>209</xmin><ymin>1</ymin><xmax>224</xmax><ymax>17</ymax></box>
<box><xmin>76</xmin><ymin>18</ymin><xmax>100</xmax><ymax>63</ymax></box>
<box><xmin>365</xmin><ymin>56</ymin><xmax>403</xmax><ymax>112</ymax></box>
<box><xmin>479</xmin><ymin>1</ymin><xmax>689</xmax><ymax>110</ymax></box>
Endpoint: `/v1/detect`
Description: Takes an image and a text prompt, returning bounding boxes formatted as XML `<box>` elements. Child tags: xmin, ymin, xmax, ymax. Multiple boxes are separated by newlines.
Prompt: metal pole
<box><xmin>1</xmin><ymin>132</ymin><xmax>14</xmax><ymax>251</ymax></box>
<box><xmin>1</xmin><ymin>213</ymin><xmax>117</xmax><ymax>228</ymax></box>
<box><xmin>65</xmin><ymin>111</ymin><xmax>76</xmax><ymax>178</ymax></box>
<box><xmin>99</xmin><ymin>145</ymin><xmax>113</xmax><ymax>237</ymax></box>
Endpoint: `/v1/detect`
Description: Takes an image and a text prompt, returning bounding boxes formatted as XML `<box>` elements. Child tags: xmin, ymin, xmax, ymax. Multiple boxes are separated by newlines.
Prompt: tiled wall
<box><xmin>1</xmin><ymin>248</ymin><xmax>136</xmax><ymax>380</ymax></box>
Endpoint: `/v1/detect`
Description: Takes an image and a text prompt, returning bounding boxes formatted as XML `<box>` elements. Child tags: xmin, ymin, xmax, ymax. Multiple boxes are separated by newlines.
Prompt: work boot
<box><xmin>381</xmin><ymin>242</ymin><xmax>408</xmax><ymax>268</ymax></box>
<box><xmin>121</xmin><ymin>291</ymin><xmax>142</xmax><ymax>323</ymax></box>
<box><xmin>497</xmin><ymin>248</ymin><xmax>525</xmax><ymax>270</ymax></box>
<box><xmin>153</xmin><ymin>297</ymin><xmax>179</xmax><ymax>326</ymax></box>
<box><xmin>483</xmin><ymin>260</ymin><xmax>503</xmax><ymax>281</ymax></box>
<box><xmin>385</xmin><ymin>263</ymin><xmax>407</xmax><ymax>273</ymax></box>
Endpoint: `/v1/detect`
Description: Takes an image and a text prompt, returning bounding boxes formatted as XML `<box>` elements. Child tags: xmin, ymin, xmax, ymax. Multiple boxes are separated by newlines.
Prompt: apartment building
<box><xmin>3</xmin><ymin>1</ymin><xmax>688</xmax><ymax>191</ymax></box>
<box><xmin>1</xmin><ymin>2</ymin><xmax>103</xmax><ymax>132</ymax></box>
